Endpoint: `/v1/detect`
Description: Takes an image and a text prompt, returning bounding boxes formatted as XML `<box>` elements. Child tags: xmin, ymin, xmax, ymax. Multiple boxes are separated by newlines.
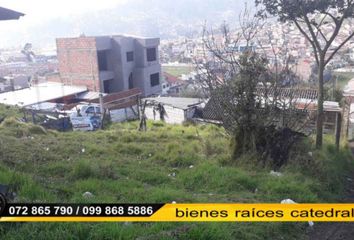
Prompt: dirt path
<box><xmin>308</xmin><ymin>142</ymin><xmax>354</xmax><ymax>240</ymax></box>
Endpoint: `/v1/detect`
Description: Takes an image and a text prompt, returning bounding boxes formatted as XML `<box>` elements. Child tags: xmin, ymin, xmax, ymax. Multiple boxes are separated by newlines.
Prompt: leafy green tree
<box><xmin>256</xmin><ymin>0</ymin><xmax>354</xmax><ymax>148</ymax></box>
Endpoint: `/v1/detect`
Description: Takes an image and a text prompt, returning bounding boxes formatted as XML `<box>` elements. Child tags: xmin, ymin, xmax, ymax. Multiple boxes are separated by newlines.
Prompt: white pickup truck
<box><xmin>69</xmin><ymin>104</ymin><xmax>102</xmax><ymax>131</ymax></box>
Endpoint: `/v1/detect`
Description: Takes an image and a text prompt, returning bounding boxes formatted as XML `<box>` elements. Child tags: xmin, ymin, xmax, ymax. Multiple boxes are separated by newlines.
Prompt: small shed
<box><xmin>144</xmin><ymin>97</ymin><xmax>204</xmax><ymax>124</ymax></box>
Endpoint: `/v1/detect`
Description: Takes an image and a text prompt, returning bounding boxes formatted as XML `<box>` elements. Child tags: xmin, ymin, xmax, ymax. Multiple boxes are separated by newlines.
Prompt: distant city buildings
<box><xmin>1</xmin><ymin>20</ymin><xmax>354</xmax><ymax>96</ymax></box>
<box><xmin>56</xmin><ymin>35</ymin><xmax>162</xmax><ymax>96</ymax></box>
<box><xmin>161</xmin><ymin>72</ymin><xmax>184</xmax><ymax>96</ymax></box>
<box><xmin>0</xmin><ymin>46</ymin><xmax>57</xmax><ymax>93</ymax></box>
<box><xmin>159</xmin><ymin>21</ymin><xmax>354</xmax><ymax>84</ymax></box>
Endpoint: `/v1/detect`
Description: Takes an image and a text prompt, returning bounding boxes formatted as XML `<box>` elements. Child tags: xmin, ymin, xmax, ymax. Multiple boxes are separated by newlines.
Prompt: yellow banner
<box><xmin>2</xmin><ymin>204</ymin><xmax>354</xmax><ymax>222</ymax></box>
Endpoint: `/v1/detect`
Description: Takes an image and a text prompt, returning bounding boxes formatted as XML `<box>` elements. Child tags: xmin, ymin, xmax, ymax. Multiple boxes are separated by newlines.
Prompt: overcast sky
<box><xmin>0</xmin><ymin>0</ymin><xmax>126</xmax><ymax>48</ymax></box>
<box><xmin>0</xmin><ymin>0</ymin><xmax>247</xmax><ymax>49</ymax></box>
<box><xmin>0</xmin><ymin>0</ymin><xmax>126</xmax><ymax>23</ymax></box>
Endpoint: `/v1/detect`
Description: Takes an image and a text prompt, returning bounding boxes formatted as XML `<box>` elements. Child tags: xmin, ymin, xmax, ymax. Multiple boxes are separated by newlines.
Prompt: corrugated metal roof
<box><xmin>0</xmin><ymin>82</ymin><xmax>87</xmax><ymax>107</ymax></box>
<box><xmin>256</xmin><ymin>87</ymin><xmax>318</xmax><ymax>100</ymax></box>
<box><xmin>103</xmin><ymin>88</ymin><xmax>142</xmax><ymax>104</ymax></box>
<box><xmin>203</xmin><ymin>88</ymin><xmax>340</xmax><ymax>121</ymax></box>
<box><xmin>76</xmin><ymin>91</ymin><xmax>107</xmax><ymax>100</ymax></box>
<box><xmin>0</xmin><ymin>7</ymin><xmax>24</xmax><ymax>20</ymax></box>
<box><xmin>144</xmin><ymin>97</ymin><xmax>204</xmax><ymax>110</ymax></box>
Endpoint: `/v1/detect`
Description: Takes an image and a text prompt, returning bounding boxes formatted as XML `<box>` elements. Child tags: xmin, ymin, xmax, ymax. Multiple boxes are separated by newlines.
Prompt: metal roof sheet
<box><xmin>144</xmin><ymin>97</ymin><xmax>204</xmax><ymax>110</ymax></box>
<box><xmin>0</xmin><ymin>82</ymin><xmax>87</xmax><ymax>107</ymax></box>
<box><xmin>76</xmin><ymin>91</ymin><xmax>106</xmax><ymax>100</ymax></box>
<box><xmin>0</xmin><ymin>7</ymin><xmax>24</xmax><ymax>20</ymax></box>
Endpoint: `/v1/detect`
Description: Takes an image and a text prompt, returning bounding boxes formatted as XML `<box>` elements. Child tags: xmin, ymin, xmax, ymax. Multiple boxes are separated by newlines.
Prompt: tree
<box><xmin>199</xmin><ymin>12</ymin><xmax>312</xmax><ymax>168</ymax></box>
<box><xmin>256</xmin><ymin>0</ymin><xmax>354</xmax><ymax>148</ymax></box>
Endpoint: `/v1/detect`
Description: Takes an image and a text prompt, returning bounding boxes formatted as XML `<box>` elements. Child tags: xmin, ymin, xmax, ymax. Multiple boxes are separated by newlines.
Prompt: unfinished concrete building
<box><xmin>56</xmin><ymin>35</ymin><xmax>162</xmax><ymax>96</ymax></box>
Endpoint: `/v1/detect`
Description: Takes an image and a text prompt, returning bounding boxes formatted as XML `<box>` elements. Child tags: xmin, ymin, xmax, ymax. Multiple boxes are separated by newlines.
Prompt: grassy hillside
<box><xmin>162</xmin><ymin>66</ymin><xmax>194</xmax><ymax>77</ymax></box>
<box><xmin>0</xmin><ymin>107</ymin><xmax>353</xmax><ymax>239</ymax></box>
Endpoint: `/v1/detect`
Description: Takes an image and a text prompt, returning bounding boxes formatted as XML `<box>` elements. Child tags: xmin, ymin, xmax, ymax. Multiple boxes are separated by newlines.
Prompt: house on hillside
<box><xmin>143</xmin><ymin>97</ymin><xmax>204</xmax><ymax>124</ymax></box>
<box><xmin>56</xmin><ymin>35</ymin><xmax>162</xmax><ymax>96</ymax></box>
<box><xmin>161</xmin><ymin>72</ymin><xmax>184</xmax><ymax>96</ymax></box>
<box><xmin>202</xmin><ymin>88</ymin><xmax>342</xmax><ymax>134</ymax></box>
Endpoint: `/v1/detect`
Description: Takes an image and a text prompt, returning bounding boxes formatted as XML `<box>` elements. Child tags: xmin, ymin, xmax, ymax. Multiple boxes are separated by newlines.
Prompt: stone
<box><xmin>82</xmin><ymin>192</ymin><xmax>94</xmax><ymax>198</ymax></box>
<box><xmin>281</xmin><ymin>198</ymin><xmax>314</xmax><ymax>227</ymax></box>
<box><xmin>270</xmin><ymin>170</ymin><xmax>283</xmax><ymax>177</ymax></box>
<box><xmin>168</xmin><ymin>172</ymin><xmax>176</xmax><ymax>177</ymax></box>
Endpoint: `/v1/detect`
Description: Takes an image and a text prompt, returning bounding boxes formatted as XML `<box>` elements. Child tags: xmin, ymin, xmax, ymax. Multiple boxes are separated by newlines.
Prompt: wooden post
<box><xmin>124</xmin><ymin>108</ymin><xmax>128</xmax><ymax>121</ymax></box>
<box><xmin>345</xmin><ymin>97</ymin><xmax>354</xmax><ymax>139</ymax></box>
<box><xmin>31</xmin><ymin>110</ymin><xmax>36</xmax><ymax>124</ymax></box>
<box><xmin>99</xmin><ymin>93</ymin><xmax>104</xmax><ymax>129</ymax></box>
<box><xmin>137</xmin><ymin>96</ymin><xmax>141</xmax><ymax>120</ymax></box>
<box><xmin>139</xmin><ymin>100</ymin><xmax>147</xmax><ymax>132</ymax></box>
<box><xmin>22</xmin><ymin>109</ymin><xmax>27</xmax><ymax>122</ymax></box>
<box><xmin>335</xmin><ymin>112</ymin><xmax>342</xmax><ymax>151</ymax></box>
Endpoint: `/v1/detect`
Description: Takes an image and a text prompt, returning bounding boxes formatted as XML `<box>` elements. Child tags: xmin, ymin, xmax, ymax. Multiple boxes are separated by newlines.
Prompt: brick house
<box><xmin>56</xmin><ymin>35</ymin><xmax>162</xmax><ymax>96</ymax></box>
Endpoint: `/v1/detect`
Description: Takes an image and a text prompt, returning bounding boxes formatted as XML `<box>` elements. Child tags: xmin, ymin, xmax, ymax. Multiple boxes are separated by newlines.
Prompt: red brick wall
<box><xmin>56</xmin><ymin>37</ymin><xmax>100</xmax><ymax>91</ymax></box>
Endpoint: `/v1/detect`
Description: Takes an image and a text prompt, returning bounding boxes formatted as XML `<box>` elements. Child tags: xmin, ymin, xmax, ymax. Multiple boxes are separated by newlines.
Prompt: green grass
<box><xmin>0</xmin><ymin>107</ymin><xmax>353</xmax><ymax>239</ymax></box>
<box><xmin>162</xmin><ymin>66</ymin><xmax>194</xmax><ymax>77</ymax></box>
<box><xmin>0</xmin><ymin>104</ymin><xmax>21</xmax><ymax>120</ymax></box>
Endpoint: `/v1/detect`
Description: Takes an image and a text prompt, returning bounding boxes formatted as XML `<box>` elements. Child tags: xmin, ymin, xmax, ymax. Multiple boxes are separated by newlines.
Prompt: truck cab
<box><xmin>69</xmin><ymin>104</ymin><xmax>102</xmax><ymax>131</ymax></box>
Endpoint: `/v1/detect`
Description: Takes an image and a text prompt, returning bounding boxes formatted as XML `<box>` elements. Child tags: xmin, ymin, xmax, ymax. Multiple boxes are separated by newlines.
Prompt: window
<box><xmin>97</xmin><ymin>51</ymin><xmax>108</xmax><ymax>71</ymax></box>
<box><xmin>128</xmin><ymin>72</ymin><xmax>134</xmax><ymax>89</ymax></box>
<box><xmin>103</xmin><ymin>79</ymin><xmax>114</xmax><ymax>94</ymax></box>
<box><xmin>95</xmin><ymin>107</ymin><xmax>101</xmax><ymax>114</ymax></box>
<box><xmin>147</xmin><ymin>48</ymin><xmax>157</xmax><ymax>62</ymax></box>
<box><xmin>126</xmin><ymin>51</ymin><xmax>134</xmax><ymax>62</ymax></box>
<box><xmin>85</xmin><ymin>106</ymin><xmax>101</xmax><ymax>115</ymax></box>
<box><xmin>150</xmin><ymin>73</ymin><xmax>160</xmax><ymax>87</ymax></box>
<box><xmin>85</xmin><ymin>106</ymin><xmax>95</xmax><ymax>114</ymax></box>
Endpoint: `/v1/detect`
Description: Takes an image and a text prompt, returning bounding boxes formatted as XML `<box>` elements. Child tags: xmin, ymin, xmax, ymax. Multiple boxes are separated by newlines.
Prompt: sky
<box><xmin>0</xmin><ymin>0</ymin><xmax>126</xmax><ymax>48</ymax></box>
<box><xmin>0</xmin><ymin>0</ymin><xmax>126</xmax><ymax>23</ymax></box>
<box><xmin>0</xmin><ymin>0</ymin><xmax>248</xmax><ymax>49</ymax></box>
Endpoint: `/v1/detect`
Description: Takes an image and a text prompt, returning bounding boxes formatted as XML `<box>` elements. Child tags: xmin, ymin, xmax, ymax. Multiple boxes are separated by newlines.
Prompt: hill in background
<box><xmin>1</xmin><ymin>0</ymin><xmax>254</xmax><ymax>48</ymax></box>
